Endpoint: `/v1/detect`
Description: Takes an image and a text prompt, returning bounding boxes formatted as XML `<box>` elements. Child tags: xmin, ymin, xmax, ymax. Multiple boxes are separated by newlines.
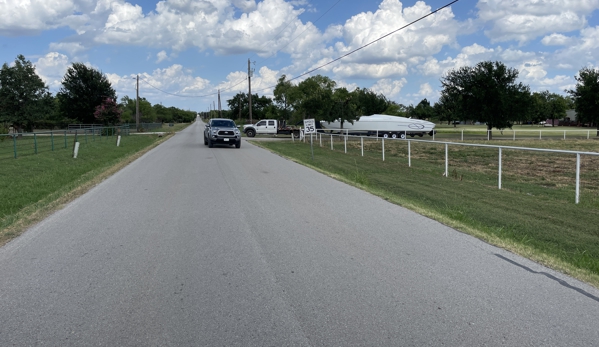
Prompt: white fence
<box><xmin>303</xmin><ymin>132</ymin><xmax>599</xmax><ymax>204</ymax></box>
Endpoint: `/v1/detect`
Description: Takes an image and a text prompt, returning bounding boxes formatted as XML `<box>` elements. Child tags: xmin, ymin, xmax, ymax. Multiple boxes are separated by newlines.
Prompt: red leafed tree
<box><xmin>94</xmin><ymin>98</ymin><xmax>122</xmax><ymax>125</ymax></box>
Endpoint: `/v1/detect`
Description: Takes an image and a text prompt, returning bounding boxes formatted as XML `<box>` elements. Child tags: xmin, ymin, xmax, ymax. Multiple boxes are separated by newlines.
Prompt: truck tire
<box><xmin>208</xmin><ymin>139</ymin><xmax>214</xmax><ymax>148</ymax></box>
<box><xmin>204</xmin><ymin>136</ymin><xmax>208</xmax><ymax>145</ymax></box>
<box><xmin>246</xmin><ymin>129</ymin><xmax>256</xmax><ymax>137</ymax></box>
<box><xmin>235</xmin><ymin>141</ymin><xmax>241</xmax><ymax>148</ymax></box>
<box><xmin>400</xmin><ymin>132</ymin><xmax>406</xmax><ymax>139</ymax></box>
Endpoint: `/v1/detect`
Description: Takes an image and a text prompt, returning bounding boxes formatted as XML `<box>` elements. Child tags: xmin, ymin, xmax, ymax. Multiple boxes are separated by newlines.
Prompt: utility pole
<box><xmin>248</xmin><ymin>59</ymin><xmax>253</xmax><ymax>124</ymax></box>
<box><xmin>136</xmin><ymin>75</ymin><xmax>139</xmax><ymax>131</ymax></box>
<box><xmin>238</xmin><ymin>93</ymin><xmax>241</xmax><ymax>121</ymax></box>
<box><xmin>218</xmin><ymin>89</ymin><xmax>222</xmax><ymax>117</ymax></box>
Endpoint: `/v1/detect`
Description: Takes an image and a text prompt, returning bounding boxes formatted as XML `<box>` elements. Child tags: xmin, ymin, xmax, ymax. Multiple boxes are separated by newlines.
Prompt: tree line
<box><xmin>220</xmin><ymin>61</ymin><xmax>598</xmax><ymax>137</ymax></box>
<box><xmin>0</xmin><ymin>55</ymin><xmax>196</xmax><ymax>134</ymax></box>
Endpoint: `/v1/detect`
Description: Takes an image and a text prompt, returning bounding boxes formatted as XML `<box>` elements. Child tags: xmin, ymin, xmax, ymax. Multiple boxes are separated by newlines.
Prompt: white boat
<box><xmin>320</xmin><ymin>114</ymin><xmax>436</xmax><ymax>139</ymax></box>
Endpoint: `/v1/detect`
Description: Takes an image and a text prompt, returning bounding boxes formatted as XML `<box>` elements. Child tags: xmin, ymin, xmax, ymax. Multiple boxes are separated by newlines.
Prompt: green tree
<box><xmin>273</xmin><ymin>75</ymin><xmax>294</xmax><ymax>120</ymax></box>
<box><xmin>352</xmin><ymin>87</ymin><xmax>389</xmax><ymax>115</ymax></box>
<box><xmin>434</xmin><ymin>93</ymin><xmax>463</xmax><ymax>126</ymax></box>
<box><xmin>441</xmin><ymin>61</ymin><xmax>530</xmax><ymax>139</ymax></box>
<box><xmin>0</xmin><ymin>55</ymin><xmax>53</xmax><ymax>133</ymax></box>
<box><xmin>57</xmin><ymin>63</ymin><xmax>116</xmax><ymax>124</ymax></box>
<box><xmin>119</xmin><ymin>95</ymin><xmax>155</xmax><ymax>123</ymax></box>
<box><xmin>412</xmin><ymin>98</ymin><xmax>434</xmax><ymax>120</ymax></box>
<box><xmin>291</xmin><ymin>75</ymin><xmax>336</xmax><ymax>122</ymax></box>
<box><xmin>94</xmin><ymin>98</ymin><xmax>122</xmax><ymax>125</ymax></box>
<box><xmin>227</xmin><ymin>92</ymin><xmax>249</xmax><ymax>121</ymax></box>
<box><xmin>383</xmin><ymin>101</ymin><xmax>409</xmax><ymax>117</ymax></box>
<box><xmin>568</xmin><ymin>67</ymin><xmax>599</xmax><ymax>135</ymax></box>
<box><xmin>329</xmin><ymin>87</ymin><xmax>360</xmax><ymax>130</ymax></box>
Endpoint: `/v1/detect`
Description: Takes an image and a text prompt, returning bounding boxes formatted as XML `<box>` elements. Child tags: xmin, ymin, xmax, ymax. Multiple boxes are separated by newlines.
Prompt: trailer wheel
<box><xmin>418</xmin><ymin>133</ymin><xmax>423</xmax><ymax>137</ymax></box>
<box><xmin>400</xmin><ymin>132</ymin><xmax>406</xmax><ymax>139</ymax></box>
<box><xmin>246</xmin><ymin>129</ymin><xmax>256</xmax><ymax>137</ymax></box>
<box><xmin>383</xmin><ymin>133</ymin><xmax>389</xmax><ymax>138</ymax></box>
<box><xmin>391</xmin><ymin>133</ymin><xmax>397</xmax><ymax>139</ymax></box>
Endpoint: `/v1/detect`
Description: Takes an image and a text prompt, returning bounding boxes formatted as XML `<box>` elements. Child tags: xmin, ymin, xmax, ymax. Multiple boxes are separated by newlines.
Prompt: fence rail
<box><xmin>303</xmin><ymin>132</ymin><xmax>599</xmax><ymax>204</ymax></box>
<box><xmin>0</xmin><ymin>125</ymin><xmax>129</xmax><ymax>160</ymax></box>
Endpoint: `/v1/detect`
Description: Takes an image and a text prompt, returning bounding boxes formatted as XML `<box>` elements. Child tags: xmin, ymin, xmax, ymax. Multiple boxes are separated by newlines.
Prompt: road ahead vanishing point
<box><xmin>0</xmin><ymin>122</ymin><xmax>597</xmax><ymax>346</ymax></box>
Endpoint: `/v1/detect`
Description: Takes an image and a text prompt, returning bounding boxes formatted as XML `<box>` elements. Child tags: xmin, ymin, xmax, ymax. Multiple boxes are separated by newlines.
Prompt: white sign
<box><xmin>303</xmin><ymin>119</ymin><xmax>316</xmax><ymax>134</ymax></box>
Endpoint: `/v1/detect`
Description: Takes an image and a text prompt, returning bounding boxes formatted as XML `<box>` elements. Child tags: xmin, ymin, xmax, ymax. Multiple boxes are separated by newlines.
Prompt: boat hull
<box><xmin>320</xmin><ymin>114</ymin><xmax>435</xmax><ymax>136</ymax></box>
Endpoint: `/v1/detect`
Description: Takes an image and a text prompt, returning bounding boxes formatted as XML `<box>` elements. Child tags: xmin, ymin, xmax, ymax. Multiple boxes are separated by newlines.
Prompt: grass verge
<box><xmin>254</xmin><ymin>138</ymin><xmax>599</xmax><ymax>288</ymax></box>
<box><xmin>0</xmin><ymin>129</ymin><xmax>182</xmax><ymax>247</ymax></box>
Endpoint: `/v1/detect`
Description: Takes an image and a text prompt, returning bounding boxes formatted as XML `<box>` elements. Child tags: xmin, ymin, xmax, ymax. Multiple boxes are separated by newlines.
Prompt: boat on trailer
<box><xmin>320</xmin><ymin>114</ymin><xmax>436</xmax><ymax>139</ymax></box>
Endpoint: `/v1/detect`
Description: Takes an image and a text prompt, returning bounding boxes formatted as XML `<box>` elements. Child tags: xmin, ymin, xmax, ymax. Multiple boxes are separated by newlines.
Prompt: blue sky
<box><xmin>2</xmin><ymin>0</ymin><xmax>599</xmax><ymax>112</ymax></box>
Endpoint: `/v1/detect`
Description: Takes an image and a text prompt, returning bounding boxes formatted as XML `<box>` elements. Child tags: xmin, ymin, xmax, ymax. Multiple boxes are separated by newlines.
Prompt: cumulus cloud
<box><xmin>541</xmin><ymin>33</ymin><xmax>571</xmax><ymax>46</ymax></box>
<box><xmin>34</xmin><ymin>52</ymin><xmax>71</xmax><ymax>90</ymax></box>
<box><xmin>331</xmin><ymin>0</ymin><xmax>460</xmax><ymax>66</ymax></box>
<box><xmin>156</xmin><ymin>51</ymin><xmax>169</xmax><ymax>63</ymax></box>
<box><xmin>476</xmin><ymin>0</ymin><xmax>599</xmax><ymax>44</ymax></box>
<box><xmin>370</xmin><ymin>78</ymin><xmax>408</xmax><ymax>99</ymax></box>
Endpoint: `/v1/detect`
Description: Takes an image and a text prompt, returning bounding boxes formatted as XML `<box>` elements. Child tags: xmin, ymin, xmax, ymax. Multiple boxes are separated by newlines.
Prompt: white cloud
<box><xmin>156</xmin><ymin>51</ymin><xmax>169</xmax><ymax>63</ymax></box>
<box><xmin>476</xmin><ymin>0</ymin><xmax>599</xmax><ymax>44</ymax></box>
<box><xmin>414</xmin><ymin>83</ymin><xmax>435</xmax><ymax>98</ymax></box>
<box><xmin>332</xmin><ymin>62</ymin><xmax>408</xmax><ymax>79</ymax></box>
<box><xmin>370</xmin><ymin>78</ymin><xmax>408</xmax><ymax>99</ymax></box>
<box><xmin>541</xmin><ymin>33</ymin><xmax>571</xmax><ymax>46</ymax></box>
<box><xmin>34</xmin><ymin>52</ymin><xmax>71</xmax><ymax>90</ymax></box>
<box><xmin>332</xmin><ymin>0</ymin><xmax>460</xmax><ymax>67</ymax></box>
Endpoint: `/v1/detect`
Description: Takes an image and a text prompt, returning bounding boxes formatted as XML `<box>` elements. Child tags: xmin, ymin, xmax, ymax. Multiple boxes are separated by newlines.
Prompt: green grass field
<box><xmin>0</xmin><ymin>124</ymin><xmax>192</xmax><ymax>245</ymax></box>
<box><xmin>255</xmin><ymin>137</ymin><xmax>599</xmax><ymax>287</ymax></box>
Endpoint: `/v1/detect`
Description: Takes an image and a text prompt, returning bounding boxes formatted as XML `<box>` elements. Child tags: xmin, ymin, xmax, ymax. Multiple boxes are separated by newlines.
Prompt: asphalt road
<box><xmin>1</xmin><ymin>121</ymin><xmax>598</xmax><ymax>346</ymax></box>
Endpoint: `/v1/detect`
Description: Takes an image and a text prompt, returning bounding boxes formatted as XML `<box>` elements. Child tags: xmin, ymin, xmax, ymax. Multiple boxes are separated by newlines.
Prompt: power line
<box><xmin>254</xmin><ymin>0</ymin><xmax>460</xmax><ymax>92</ymax></box>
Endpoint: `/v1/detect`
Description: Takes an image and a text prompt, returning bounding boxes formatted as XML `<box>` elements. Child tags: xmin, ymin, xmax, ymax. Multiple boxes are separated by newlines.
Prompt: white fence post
<box><xmin>361</xmin><ymin>137</ymin><xmax>364</xmax><ymax>156</ymax></box>
<box><xmin>513</xmin><ymin>130</ymin><xmax>515</xmax><ymax>141</ymax></box>
<box><xmin>588</xmin><ymin>130</ymin><xmax>590</xmax><ymax>140</ymax></box>
<box><xmin>461</xmin><ymin>129</ymin><xmax>464</xmax><ymax>141</ymax></box>
<box><xmin>344</xmin><ymin>135</ymin><xmax>347</xmax><ymax>153</ymax></box>
<box><xmin>330</xmin><ymin>134</ymin><xmax>333</xmax><ymax>150</ymax></box>
<box><xmin>445</xmin><ymin>143</ymin><xmax>448</xmax><ymax>177</ymax></box>
<box><xmin>498</xmin><ymin>147</ymin><xmax>502</xmax><ymax>190</ymax></box>
<box><xmin>487</xmin><ymin>129</ymin><xmax>490</xmax><ymax>141</ymax></box>
<box><xmin>539</xmin><ymin>130</ymin><xmax>542</xmax><ymax>140</ymax></box>
<box><xmin>408</xmin><ymin>140</ymin><xmax>411</xmax><ymax>167</ymax></box>
<box><xmin>576</xmin><ymin>153</ymin><xmax>580</xmax><ymax>204</ymax></box>
<box><xmin>564</xmin><ymin>130</ymin><xmax>566</xmax><ymax>140</ymax></box>
<box><xmin>382</xmin><ymin>138</ymin><xmax>385</xmax><ymax>161</ymax></box>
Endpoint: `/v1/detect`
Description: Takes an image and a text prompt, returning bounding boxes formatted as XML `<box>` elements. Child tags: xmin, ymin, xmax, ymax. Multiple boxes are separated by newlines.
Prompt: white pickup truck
<box><xmin>243</xmin><ymin>119</ymin><xmax>300</xmax><ymax>137</ymax></box>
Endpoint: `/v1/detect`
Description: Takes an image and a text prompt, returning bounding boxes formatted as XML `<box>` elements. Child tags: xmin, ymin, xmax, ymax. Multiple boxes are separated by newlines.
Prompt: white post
<box><xmin>564</xmin><ymin>130</ymin><xmax>566</xmax><ymax>140</ymax></box>
<box><xmin>588</xmin><ymin>130</ymin><xmax>590</xmax><ymax>139</ymax></box>
<box><xmin>361</xmin><ymin>136</ymin><xmax>364</xmax><ymax>156</ymax></box>
<box><xmin>445</xmin><ymin>143</ymin><xmax>448</xmax><ymax>177</ymax></box>
<box><xmin>408</xmin><ymin>140</ymin><xmax>411</xmax><ymax>167</ymax></box>
<box><xmin>330</xmin><ymin>134</ymin><xmax>333</xmax><ymax>150</ymax></box>
<box><xmin>382</xmin><ymin>138</ymin><xmax>385</xmax><ymax>161</ymax></box>
<box><xmin>433</xmin><ymin>131</ymin><xmax>435</xmax><ymax>141</ymax></box>
<box><xmin>576</xmin><ymin>153</ymin><xmax>580</xmax><ymax>204</ymax></box>
<box><xmin>344</xmin><ymin>135</ymin><xmax>347</xmax><ymax>153</ymax></box>
<box><xmin>461</xmin><ymin>129</ymin><xmax>463</xmax><ymax>141</ymax></box>
<box><xmin>487</xmin><ymin>129</ymin><xmax>490</xmax><ymax>141</ymax></box>
<box><xmin>116</xmin><ymin>135</ymin><xmax>121</xmax><ymax>147</ymax></box>
<box><xmin>292</xmin><ymin>132</ymin><xmax>295</xmax><ymax>142</ymax></box>
<box><xmin>376</xmin><ymin>130</ymin><xmax>379</xmax><ymax>141</ymax></box>
<box><xmin>73</xmin><ymin>142</ymin><xmax>80</xmax><ymax>158</ymax></box>
<box><xmin>498</xmin><ymin>147</ymin><xmax>502</xmax><ymax>190</ymax></box>
<box><xmin>513</xmin><ymin>130</ymin><xmax>515</xmax><ymax>141</ymax></box>
<box><xmin>539</xmin><ymin>130</ymin><xmax>542</xmax><ymax>140</ymax></box>
<box><xmin>319</xmin><ymin>134</ymin><xmax>322</xmax><ymax>147</ymax></box>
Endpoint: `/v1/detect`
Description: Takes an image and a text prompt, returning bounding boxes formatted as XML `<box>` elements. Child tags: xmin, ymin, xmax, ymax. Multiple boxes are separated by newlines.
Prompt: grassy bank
<box><xmin>0</xmin><ymin>129</ymin><xmax>183</xmax><ymax>246</ymax></box>
<box><xmin>255</xmin><ymin>138</ymin><xmax>599</xmax><ymax>287</ymax></box>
